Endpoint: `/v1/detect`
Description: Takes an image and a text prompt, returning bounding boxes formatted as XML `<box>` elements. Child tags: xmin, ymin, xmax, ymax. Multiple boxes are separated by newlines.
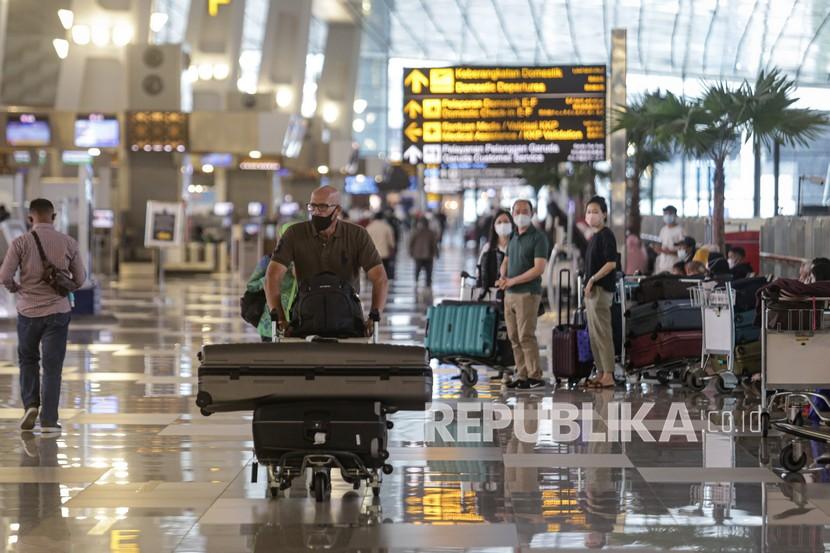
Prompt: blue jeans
<box><xmin>17</xmin><ymin>312</ymin><xmax>71</xmax><ymax>424</ymax></box>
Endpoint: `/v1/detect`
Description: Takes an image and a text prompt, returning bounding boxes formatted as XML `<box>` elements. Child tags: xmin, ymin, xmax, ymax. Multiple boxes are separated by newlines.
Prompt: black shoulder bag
<box><xmin>31</xmin><ymin>232</ymin><xmax>74</xmax><ymax>297</ymax></box>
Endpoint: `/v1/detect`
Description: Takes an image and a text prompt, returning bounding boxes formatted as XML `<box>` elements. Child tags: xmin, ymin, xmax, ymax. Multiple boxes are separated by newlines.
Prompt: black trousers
<box><xmin>414</xmin><ymin>259</ymin><xmax>433</xmax><ymax>286</ymax></box>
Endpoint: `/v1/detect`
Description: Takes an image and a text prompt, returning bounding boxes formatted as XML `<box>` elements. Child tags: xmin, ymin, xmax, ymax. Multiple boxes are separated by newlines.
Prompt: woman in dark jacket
<box><xmin>582</xmin><ymin>196</ymin><xmax>618</xmax><ymax>389</ymax></box>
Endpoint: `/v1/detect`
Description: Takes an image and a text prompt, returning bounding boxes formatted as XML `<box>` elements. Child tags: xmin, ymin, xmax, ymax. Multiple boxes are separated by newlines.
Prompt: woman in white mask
<box><xmin>583</xmin><ymin>196</ymin><xmax>619</xmax><ymax>389</ymax></box>
<box><xmin>477</xmin><ymin>210</ymin><xmax>515</xmax><ymax>297</ymax></box>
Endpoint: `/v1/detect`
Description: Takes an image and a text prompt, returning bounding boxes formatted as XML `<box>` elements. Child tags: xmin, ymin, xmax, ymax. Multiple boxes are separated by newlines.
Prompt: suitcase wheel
<box><xmin>199</xmin><ymin>408</ymin><xmax>212</xmax><ymax>417</ymax></box>
<box><xmin>383</xmin><ymin>464</ymin><xmax>394</xmax><ymax>475</ymax></box>
<box><xmin>311</xmin><ymin>472</ymin><xmax>330</xmax><ymax>503</ymax></box>
<box><xmin>195</xmin><ymin>391</ymin><xmax>212</xmax><ymax>408</ymax></box>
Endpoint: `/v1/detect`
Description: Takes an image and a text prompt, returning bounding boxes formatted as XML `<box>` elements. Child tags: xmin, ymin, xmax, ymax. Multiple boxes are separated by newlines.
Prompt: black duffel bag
<box><xmin>240</xmin><ymin>289</ymin><xmax>266</xmax><ymax>328</ymax></box>
<box><xmin>289</xmin><ymin>272</ymin><xmax>366</xmax><ymax>338</ymax></box>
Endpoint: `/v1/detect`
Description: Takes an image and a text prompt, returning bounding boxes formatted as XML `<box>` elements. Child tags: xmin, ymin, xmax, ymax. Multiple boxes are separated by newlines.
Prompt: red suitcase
<box><xmin>551</xmin><ymin>269</ymin><xmax>592</xmax><ymax>383</ymax></box>
<box><xmin>628</xmin><ymin>330</ymin><xmax>701</xmax><ymax>368</ymax></box>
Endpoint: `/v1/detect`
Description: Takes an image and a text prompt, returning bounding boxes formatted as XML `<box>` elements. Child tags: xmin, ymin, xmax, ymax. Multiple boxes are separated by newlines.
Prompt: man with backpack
<box><xmin>265</xmin><ymin>186</ymin><xmax>388</xmax><ymax>338</ymax></box>
<box><xmin>0</xmin><ymin>199</ymin><xmax>86</xmax><ymax>434</ymax></box>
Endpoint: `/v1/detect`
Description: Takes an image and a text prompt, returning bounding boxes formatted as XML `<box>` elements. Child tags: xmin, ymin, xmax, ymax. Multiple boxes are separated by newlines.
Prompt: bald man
<box><xmin>265</xmin><ymin>186</ymin><xmax>388</xmax><ymax>336</ymax></box>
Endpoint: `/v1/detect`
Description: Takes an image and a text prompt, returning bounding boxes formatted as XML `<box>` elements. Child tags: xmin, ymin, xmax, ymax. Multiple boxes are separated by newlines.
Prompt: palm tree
<box><xmin>612</xmin><ymin>92</ymin><xmax>672</xmax><ymax>236</ymax></box>
<box><xmin>735</xmin><ymin>69</ymin><xmax>828</xmax><ymax>216</ymax></box>
<box><xmin>653</xmin><ymin>87</ymin><xmax>743</xmax><ymax>252</ymax></box>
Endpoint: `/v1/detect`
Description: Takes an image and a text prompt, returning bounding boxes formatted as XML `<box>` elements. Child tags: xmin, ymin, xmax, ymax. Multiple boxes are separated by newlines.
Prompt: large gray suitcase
<box><xmin>196</xmin><ymin>342</ymin><xmax>432</xmax><ymax>414</ymax></box>
<box><xmin>625</xmin><ymin>299</ymin><xmax>702</xmax><ymax>338</ymax></box>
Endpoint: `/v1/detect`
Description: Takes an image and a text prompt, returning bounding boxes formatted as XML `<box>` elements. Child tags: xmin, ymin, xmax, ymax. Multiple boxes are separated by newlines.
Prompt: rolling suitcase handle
<box><xmin>559</xmin><ymin>268</ymin><xmax>571</xmax><ymax>326</ymax></box>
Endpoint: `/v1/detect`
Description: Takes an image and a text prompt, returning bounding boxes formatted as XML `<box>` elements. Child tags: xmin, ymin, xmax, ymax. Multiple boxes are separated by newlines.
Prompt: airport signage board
<box><xmin>144</xmin><ymin>201</ymin><xmax>183</xmax><ymax>248</ymax></box>
<box><xmin>401</xmin><ymin>65</ymin><xmax>606</xmax><ymax>166</ymax></box>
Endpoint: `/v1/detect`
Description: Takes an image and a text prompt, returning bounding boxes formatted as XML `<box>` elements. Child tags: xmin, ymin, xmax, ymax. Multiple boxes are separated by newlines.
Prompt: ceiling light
<box><xmin>87</xmin><ymin>148</ymin><xmax>101</xmax><ymax>157</ymax></box>
<box><xmin>57</xmin><ymin>9</ymin><xmax>74</xmax><ymax>30</ymax></box>
<box><xmin>353</xmin><ymin>98</ymin><xmax>368</xmax><ymax>114</ymax></box>
<box><xmin>275</xmin><ymin>88</ymin><xmax>293</xmax><ymax>108</ymax></box>
<box><xmin>352</xmin><ymin>118</ymin><xmax>366</xmax><ymax>133</ymax></box>
<box><xmin>236</xmin><ymin>76</ymin><xmax>257</xmax><ymax>94</ymax></box>
<box><xmin>198</xmin><ymin>63</ymin><xmax>213</xmax><ymax>81</ymax></box>
<box><xmin>52</xmin><ymin>38</ymin><xmax>69</xmax><ymax>59</ymax></box>
<box><xmin>212</xmin><ymin>63</ymin><xmax>229</xmax><ymax>80</ymax></box>
<box><xmin>317</xmin><ymin>165</ymin><xmax>329</xmax><ymax>175</ymax></box>
<box><xmin>186</xmin><ymin>65</ymin><xmax>199</xmax><ymax>83</ymax></box>
<box><xmin>111</xmin><ymin>23</ymin><xmax>133</xmax><ymax>46</ymax></box>
<box><xmin>248</xmin><ymin>150</ymin><xmax>262</xmax><ymax>159</ymax></box>
<box><xmin>149</xmin><ymin>12</ymin><xmax>169</xmax><ymax>33</ymax></box>
<box><xmin>91</xmin><ymin>23</ymin><xmax>110</xmax><ymax>47</ymax></box>
<box><xmin>71</xmin><ymin>25</ymin><xmax>90</xmax><ymax>45</ymax></box>
<box><xmin>202</xmin><ymin>163</ymin><xmax>214</xmax><ymax>173</ymax></box>
<box><xmin>322</xmin><ymin>102</ymin><xmax>340</xmax><ymax>124</ymax></box>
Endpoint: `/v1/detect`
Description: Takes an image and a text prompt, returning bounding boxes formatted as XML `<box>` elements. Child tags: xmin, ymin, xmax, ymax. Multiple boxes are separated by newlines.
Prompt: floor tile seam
<box><xmin>167</xmin><ymin>452</ymin><xmax>254</xmax><ymax>553</ymax></box>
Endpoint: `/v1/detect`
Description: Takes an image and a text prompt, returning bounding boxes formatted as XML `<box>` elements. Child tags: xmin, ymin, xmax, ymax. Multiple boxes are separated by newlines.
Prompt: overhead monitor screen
<box><xmin>401</xmin><ymin>65</ymin><xmax>606</xmax><ymax>166</ymax></box>
<box><xmin>92</xmin><ymin>209</ymin><xmax>115</xmax><ymax>229</ymax></box>
<box><xmin>6</xmin><ymin>114</ymin><xmax>51</xmax><ymax>147</ymax></box>
<box><xmin>75</xmin><ymin>114</ymin><xmax>120</xmax><ymax>148</ymax></box>
<box><xmin>213</xmin><ymin>202</ymin><xmax>233</xmax><ymax>217</ymax></box>
<box><xmin>201</xmin><ymin>153</ymin><xmax>233</xmax><ymax>168</ymax></box>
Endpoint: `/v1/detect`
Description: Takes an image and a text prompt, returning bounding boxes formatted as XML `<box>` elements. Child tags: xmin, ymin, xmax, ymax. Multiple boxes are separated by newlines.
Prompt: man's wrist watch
<box><xmin>369</xmin><ymin>309</ymin><xmax>380</xmax><ymax>322</ymax></box>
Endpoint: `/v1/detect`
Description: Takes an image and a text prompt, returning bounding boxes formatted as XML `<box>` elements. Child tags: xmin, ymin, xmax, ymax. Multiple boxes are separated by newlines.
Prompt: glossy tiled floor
<box><xmin>1</xmin><ymin>245</ymin><xmax>829</xmax><ymax>552</ymax></box>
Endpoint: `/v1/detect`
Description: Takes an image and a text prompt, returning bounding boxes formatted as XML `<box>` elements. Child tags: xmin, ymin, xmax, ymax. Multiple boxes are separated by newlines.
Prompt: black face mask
<box><xmin>311</xmin><ymin>210</ymin><xmax>336</xmax><ymax>232</ymax></box>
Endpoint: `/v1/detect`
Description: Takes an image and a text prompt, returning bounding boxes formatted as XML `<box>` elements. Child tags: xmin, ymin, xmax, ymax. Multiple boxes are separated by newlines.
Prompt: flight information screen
<box><xmin>401</xmin><ymin>65</ymin><xmax>606</xmax><ymax>166</ymax></box>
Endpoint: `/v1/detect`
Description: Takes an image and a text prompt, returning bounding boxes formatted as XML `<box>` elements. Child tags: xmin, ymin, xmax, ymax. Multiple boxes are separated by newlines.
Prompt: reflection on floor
<box><xmin>0</xmin><ymin>246</ymin><xmax>828</xmax><ymax>552</ymax></box>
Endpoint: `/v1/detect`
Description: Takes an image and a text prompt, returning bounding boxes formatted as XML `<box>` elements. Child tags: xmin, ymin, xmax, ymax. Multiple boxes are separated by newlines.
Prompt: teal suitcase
<box><xmin>425</xmin><ymin>302</ymin><xmax>498</xmax><ymax>359</ymax></box>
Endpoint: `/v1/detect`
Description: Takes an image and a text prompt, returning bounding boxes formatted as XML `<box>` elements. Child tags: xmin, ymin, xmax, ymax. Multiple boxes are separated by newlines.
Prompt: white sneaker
<box><xmin>18</xmin><ymin>407</ymin><xmax>38</xmax><ymax>432</ymax></box>
<box><xmin>39</xmin><ymin>422</ymin><xmax>62</xmax><ymax>436</ymax></box>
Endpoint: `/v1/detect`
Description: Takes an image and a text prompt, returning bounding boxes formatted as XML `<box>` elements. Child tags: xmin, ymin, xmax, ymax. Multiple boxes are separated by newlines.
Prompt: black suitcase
<box><xmin>728</xmin><ymin>277</ymin><xmax>767</xmax><ymax>311</ymax></box>
<box><xmin>253</xmin><ymin>400</ymin><xmax>388</xmax><ymax>470</ymax></box>
<box><xmin>625</xmin><ymin>299</ymin><xmax>702</xmax><ymax>337</ymax></box>
<box><xmin>633</xmin><ymin>274</ymin><xmax>701</xmax><ymax>303</ymax></box>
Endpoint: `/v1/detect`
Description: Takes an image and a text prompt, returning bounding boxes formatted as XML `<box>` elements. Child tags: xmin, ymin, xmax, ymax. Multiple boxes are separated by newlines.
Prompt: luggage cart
<box><xmin>427</xmin><ymin>271</ymin><xmax>514</xmax><ymax>387</ymax></box>
<box><xmin>249</xmin><ymin>319</ymin><xmax>396</xmax><ymax>501</ymax></box>
<box><xmin>687</xmin><ymin>283</ymin><xmax>740</xmax><ymax>393</ymax></box>
<box><xmin>617</xmin><ymin>275</ymin><xmax>698</xmax><ymax>386</ymax></box>
<box><xmin>760</xmin><ymin>296</ymin><xmax>830</xmax><ymax>473</ymax></box>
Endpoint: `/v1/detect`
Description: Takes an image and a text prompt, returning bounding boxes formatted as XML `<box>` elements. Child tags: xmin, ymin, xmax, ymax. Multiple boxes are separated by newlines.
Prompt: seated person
<box><xmin>264</xmin><ymin>185</ymin><xmax>388</xmax><ymax>336</ymax></box>
<box><xmin>685</xmin><ymin>260</ymin><xmax>706</xmax><ymax>276</ymax></box>
<box><xmin>727</xmin><ymin>246</ymin><xmax>753</xmax><ymax>279</ymax></box>
<box><xmin>706</xmin><ymin>254</ymin><xmax>732</xmax><ymax>280</ymax></box>
<box><xmin>671</xmin><ymin>261</ymin><xmax>686</xmax><ymax>276</ymax></box>
<box><xmin>692</xmin><ymin>247</ymin><xmax>710</xmax><ymax>265</ymax></box>
<box><xmin>674</xmin><ymin>236</ymin><xmax>697</xmax><ymax>265</ymax></box>
<box><xmin>811</xmin><ymin>257</ymin><xmax>830</xmax><ymax>282</ymax></box>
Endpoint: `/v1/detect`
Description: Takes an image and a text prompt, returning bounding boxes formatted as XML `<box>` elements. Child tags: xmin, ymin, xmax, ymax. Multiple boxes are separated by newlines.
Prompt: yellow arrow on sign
<box><xmin>404</xmin><ymin>69</ymin><xmax>429</xmax><ymax>94</ymax></box>
<box><xmin>404</xmin><ymin>122</ymin><xmax>422</xmax><ymax>142</ymax></box>
<box><xmin>404</xmin><ymin>100</ymin><xmax>422</xmax><ymax>119</ymax></box>
<box><xmin>209</xmin><ymin>0</ymin><xmax>231</xmax><ymax>16</ymax></box>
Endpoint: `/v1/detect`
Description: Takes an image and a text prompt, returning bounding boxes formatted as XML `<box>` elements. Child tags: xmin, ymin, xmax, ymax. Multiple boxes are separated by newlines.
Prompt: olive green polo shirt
<box><xmin>506</xmin><ymin>224</ymin><xmax>549</xmax><ymax>295</ymax></box>
<box><xmin>271</xmin><ymin>220</ymin><xmax>382</xmax><ymax>291</ymax></box>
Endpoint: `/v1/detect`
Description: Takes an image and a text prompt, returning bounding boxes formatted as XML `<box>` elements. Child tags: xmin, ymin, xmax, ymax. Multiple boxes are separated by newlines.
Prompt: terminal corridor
<box><xmin>0</xmin><ymin>248</ymin><xmax>825</xmax><ymax>552</ymax></box>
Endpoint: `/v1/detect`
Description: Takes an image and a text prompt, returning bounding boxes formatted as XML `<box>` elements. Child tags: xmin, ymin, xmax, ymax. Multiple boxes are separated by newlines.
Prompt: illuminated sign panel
<box><xmin>402</xmin><ymin>65</ymin><xmax>606</xmax><ymax>166</ymax></box>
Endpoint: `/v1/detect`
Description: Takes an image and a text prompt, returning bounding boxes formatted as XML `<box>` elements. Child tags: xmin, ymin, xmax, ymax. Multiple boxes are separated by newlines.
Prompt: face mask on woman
<box><xmin>663</xmin><ymin>214</ymin><xmax>676</xmax><ymax>225</ymax></box>
<box><xmin>677</xmin><ymin>248</ymin><xmax>687</xmax><ymax>260</ymax></box>
<box><xmin>586</xmin><ymin>212</ymin><xmax>603</xmax><ymax>228</ymax></box>
<box><xmin>494</xmin><ymin>222</ymin><xmax>513</xmax><ymax>237</ymax></box>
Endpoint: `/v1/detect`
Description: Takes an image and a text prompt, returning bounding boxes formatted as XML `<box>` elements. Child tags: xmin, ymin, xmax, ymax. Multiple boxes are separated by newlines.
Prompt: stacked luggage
<box><xmin>624</xmin><ymin>275</ymin><xmax>703</xmax><ymax>370</ymax></box>
<box><xmin>711</xmin><ymin>277</ymin><xmax>768</xmax><ymax>375</ymax></box>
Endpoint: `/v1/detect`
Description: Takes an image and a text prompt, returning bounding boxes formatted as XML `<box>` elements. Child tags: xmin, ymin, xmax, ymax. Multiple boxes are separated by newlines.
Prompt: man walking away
<box><xmin>0</xmin><ymin>199</ymin><xmax>86</xmax><ymax>435</ymax></box>
<box><xmin>409</xmin><ymin>217</ymin><xmax>438</xmax><ymax>289</ymax></box>
<box><xmin>497</xmin><ymin>200</ymin><xmax>549</xmax><ymax>390</ymax></box>
<box><xmin>366</xmin><ymin>211</ymin><xmax>397</xmax><ymax>280</ymax></box>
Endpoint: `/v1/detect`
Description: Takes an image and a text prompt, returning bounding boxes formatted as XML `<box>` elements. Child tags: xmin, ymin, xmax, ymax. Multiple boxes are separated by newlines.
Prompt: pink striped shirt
<box><xmin>0</xmin><ymin>223</ymin><xmax>86</xmax><ymax>317</ymax></box>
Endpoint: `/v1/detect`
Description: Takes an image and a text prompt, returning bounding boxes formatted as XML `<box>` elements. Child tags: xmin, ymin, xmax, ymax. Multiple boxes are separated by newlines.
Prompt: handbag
<box><xmin>31</xmin><ymin>231</ymin><xmax>75</xmax><ymax>297</ymax></box>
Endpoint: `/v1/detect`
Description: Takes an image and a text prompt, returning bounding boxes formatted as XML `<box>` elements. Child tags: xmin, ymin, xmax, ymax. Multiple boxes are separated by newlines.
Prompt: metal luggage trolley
<box><xmin>760</xmin><ymin>295</ymin><xmax>830</xmax><ymax>473</ymax></box>
<box><xmin>616</xmin><ymin>275</ymin><xmax>695</xmax><ymax>385</ymax></box>
<box><xmin>687</xmin><ymin>283</ymin><xmax>741</xmax><ymax>393</ymax></box>
<box><xmin>253</xmin><ymin>321</ymin><xmax>394</xmax><ymax>501</ymax></box>
<box><xmin>435</xmin><ymin>271</ymin><xmax>514</xmax><ymax>387</ymax></box>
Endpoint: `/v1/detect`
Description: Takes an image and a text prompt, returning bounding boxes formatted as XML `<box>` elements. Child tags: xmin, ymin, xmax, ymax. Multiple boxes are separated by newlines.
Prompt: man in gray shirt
<box><xmin>0</xmin><ymin>199</ymin><xmax>86</xmax><ymax>434</ymax></box>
